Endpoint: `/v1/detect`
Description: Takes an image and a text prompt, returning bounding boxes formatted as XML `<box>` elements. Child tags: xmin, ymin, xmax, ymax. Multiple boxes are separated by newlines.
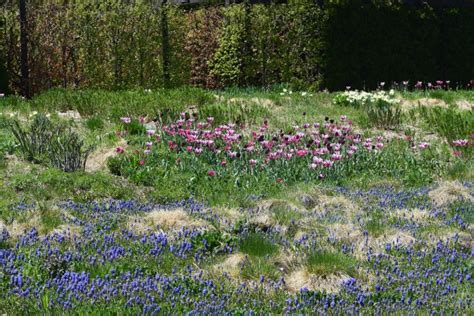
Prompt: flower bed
<box><xmin>112</xmin><ymin>115</ymin><xmax>385</xmax><ymax>182</ymax></box>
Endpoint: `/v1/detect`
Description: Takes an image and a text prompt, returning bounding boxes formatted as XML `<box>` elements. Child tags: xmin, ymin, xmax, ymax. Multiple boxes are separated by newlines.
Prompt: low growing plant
<box><xmin>9</xmin><ymin>114</ymin><xmax>94</xmax><ymax>172</ymax></box>
<box><xmin>9</xmin><ymin>114</ymin><xmax>54</xmax><ymax>162</ymax></box>
<box><xmin>48</xmin><ymin>130</ymin><xmax>94</xmax><ymax>172</ymax></box>
<box><xmin>366</xmin><ymin>99</ymin><xmax>402</xmax><ymax>129</ymax></box>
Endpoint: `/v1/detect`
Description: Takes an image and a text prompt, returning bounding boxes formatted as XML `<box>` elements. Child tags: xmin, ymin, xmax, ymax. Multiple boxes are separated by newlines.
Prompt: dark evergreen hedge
<box><xmin>323</xmin><ymin>1</ymin><xmax>474</xmax><ymax>90</ymax></box>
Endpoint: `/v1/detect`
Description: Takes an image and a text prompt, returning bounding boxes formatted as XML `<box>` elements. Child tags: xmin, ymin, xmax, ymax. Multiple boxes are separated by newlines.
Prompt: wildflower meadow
<box><xmin>0</xmin><ymin>0</ymin><xmax>473</xmax><ymax>315</ymax></box>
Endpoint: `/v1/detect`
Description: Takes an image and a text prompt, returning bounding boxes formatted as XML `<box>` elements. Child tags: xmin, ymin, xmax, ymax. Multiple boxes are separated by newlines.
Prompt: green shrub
<box><xmin>209</xmin><ymin>5</ymin><xmax>245</xmax><ymax>87</ymax></box>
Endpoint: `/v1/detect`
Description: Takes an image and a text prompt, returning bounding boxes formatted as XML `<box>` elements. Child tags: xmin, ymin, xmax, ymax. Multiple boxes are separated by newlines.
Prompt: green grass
<box><xmin>270</xmin><ymin>201</ymin><xmax>303</xmax><ymax>225</ymax></box>
<box><xmin>85</xmin><ymin>116</ymin><xmax>104</xmax><ymax>131</ymax></box>
<box><xmin>241</xmin><ymin>256</ymin><xmax>281</xmax><ymax>281</ymax></box>
<box><xmin>39</xmin><ymin>205</ymin><xmax>63</xmax><ymax>234</ymax></box>
<box><xmin>417</xmin><ymin>106</ymin><xmax>474</xmax><ymax>143</ymax></box>
<box><xmin>239</xmin><ymin>232</ymin><xmax>279</xmax><ymax>257</ymax></box>
<box><xmin>1</xmin><ymin>87</ymin><xmax>472</xmax><ymax>208</ymax></box>
<box><xmin>0</xmin><ymin>87</ymin><xmax>215</xmax><ymax>120</ymax></box>
<box><xmin>306</xmin><ymin>250</ymin><xmax>358</xmax><ymax>276</ymax></box>
<box><xmin>0</xmin><ymin>87</ymin><xmax>472</xmax><ymax>315</ymax></box>
<box><xmin>362</xmin><ymin>209</ymin><xmax>387</xmax><ymax>237</ymax></box>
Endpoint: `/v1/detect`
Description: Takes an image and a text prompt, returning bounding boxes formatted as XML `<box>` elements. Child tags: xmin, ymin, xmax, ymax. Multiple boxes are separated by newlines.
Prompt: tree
<box><xmin>19</xmin><ymin>0</ymin><xmax>30</xmax><ymax>98</ymax></box>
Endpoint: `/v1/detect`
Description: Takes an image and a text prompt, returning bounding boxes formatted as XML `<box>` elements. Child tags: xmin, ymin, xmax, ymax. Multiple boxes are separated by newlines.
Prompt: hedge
<box><xmin>1</xmin><ymin>0</ymin><xmax>472</xmax><ymax>94</ymax></box>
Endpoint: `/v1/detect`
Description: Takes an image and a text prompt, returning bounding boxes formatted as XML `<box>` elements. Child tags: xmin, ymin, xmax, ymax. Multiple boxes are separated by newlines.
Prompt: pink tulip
<box><xmin>296</xmin><ymin>149</ymin><xmax>307</xmax><ymax>157</ymax></box>
<box><xmin>207</xmin><ymin>170</ymin><xmax>216</xmax><ymax>177</ymax></box>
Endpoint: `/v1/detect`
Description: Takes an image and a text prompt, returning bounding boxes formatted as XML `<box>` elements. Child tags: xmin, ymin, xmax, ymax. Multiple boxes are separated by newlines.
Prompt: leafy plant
<box><xmin>208</xmin><ymin>5</ymin><xmax>245</xmax><ymax>87</ymax></box>
<box><xmin>9</xmin><ymin>114</ymin><xmax>93</xmax><ymax>172</ymax></box>
<box><xmin>9</xmin><ymin>114</ymin><xmax>54</xmax><ymax>162</ymax></box>
<box><xmin>366</xmin><ymin>99</ymin><xmax>402</xmax><ymax>129</ymax></box>
<box><xmin>48</xmin><ymin>130</ymin><xmax>94</xmax><ymax>172</ymax></box>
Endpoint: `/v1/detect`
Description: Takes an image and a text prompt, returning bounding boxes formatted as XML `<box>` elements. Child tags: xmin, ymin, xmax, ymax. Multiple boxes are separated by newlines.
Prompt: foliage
<box><xmin>2</xmin><ymin>2</ymin><xmax>473</xmax><ymax>93</ymax></box>
<box><xmin>417</xmin><ymin>106</ymin><xmax>473</xmax><ymax>143</ymax></box>
<box><xmin>9</xmin><ymin>114</ymin><xmax>53</xmax><ymax>162</ymax></box>
<box><xmin>185</xmin><ymin>7</ymin><xmax>222</xmax><ymax>88</ymax></box>
<box><xmin>208</xmin><ymin>5</ymin><xmax>246</xmax><ymax>87</ymax></box>
<box><xmin>366</xmin><ymin>99</ymin><xmax>402</xmax><ymax>129</ymax></box>
<box><xmin>9</xmin><ymin>114</ymin><xmax>92</xmax><ymax>172</ymax></box>
<box><xmin>48</xmin><ymin>129</ymin><xmax>94</xmax><ymax>172</ymax></box>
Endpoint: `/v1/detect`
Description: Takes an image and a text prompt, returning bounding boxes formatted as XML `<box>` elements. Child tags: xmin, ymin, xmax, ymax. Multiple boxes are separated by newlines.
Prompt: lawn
<box><xmin>0</xmin><ymin>87</ymin><xmax>472</xmax><ymax>314</ymax></box>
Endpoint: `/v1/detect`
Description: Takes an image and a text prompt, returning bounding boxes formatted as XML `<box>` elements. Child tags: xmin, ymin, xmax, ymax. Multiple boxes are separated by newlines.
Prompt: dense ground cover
<box><xmin>0</xmin><ymin>87</ymin><xmax>473</xmax><ymax>314</ymax></box>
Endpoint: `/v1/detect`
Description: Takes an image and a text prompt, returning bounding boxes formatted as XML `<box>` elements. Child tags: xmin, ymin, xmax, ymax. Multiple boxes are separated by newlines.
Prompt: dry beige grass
<box><xmin>285</xmin><ymin>268</ymin><xmax>352</xmax><ymax>294</ymax></box>
<box><xmin>57</xmin><ymin>110</ymin><xmax>82</xmax><ymax>120</ymax></box>
<box><xmin>327</xmin><ymin>223</ymin><xmax>363</xmax><ymax>242</ymax></box>
<box><xmin>455</xmin><ymin>100</ymin><xmax>473</xmax><ymax>111</ymax></box>
<box><xmin>213</xmin><ymin>253</ymin><xmax>246</xmax><ymax>278</ymax></box>
<box><xmin>428</xmin><ymin>181</ymin><xmax>473</xmax><ymax>207</ymax></box>
<box><xmin>85</xmin><ymin>139</ymin><xmax>127</xmax><ymax>172</ymax></box>
<box><xmin>51</xmin><ymin>224</ymin><xmax>81</xmax><ymax>236</ymax></box>
<box><xmin>127</xmin><ymin>208</ymin><xmax>207</xmax><ymax>233</ymax></box>
<box><xmin>399</xmin><ymin>97</ymin><xmax>472</xmax><ymax>111</ymax></box>
<box><xmin>6</xmin><ymin>215</ymin><xmax>42</xmax><ymax>238</ymax></box>
<box><xmin>392</xmin><ymin>208</ymin><xmax>432</xmax><ymax>224</ymax></box>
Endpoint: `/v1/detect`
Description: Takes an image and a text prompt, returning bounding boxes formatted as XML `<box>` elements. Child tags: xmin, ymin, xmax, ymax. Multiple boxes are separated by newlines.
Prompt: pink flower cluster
<box><xmin>157</xmin><ymin>114</ymin><xmax>385</xmax><ymax>172</ymax></box>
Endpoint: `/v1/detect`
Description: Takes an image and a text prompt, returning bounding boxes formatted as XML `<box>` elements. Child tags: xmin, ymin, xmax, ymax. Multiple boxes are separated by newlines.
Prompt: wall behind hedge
<box><xmin>1</xmin><ymin>0</ymin><xmax>473</xmax><ymax>94</ymax></box>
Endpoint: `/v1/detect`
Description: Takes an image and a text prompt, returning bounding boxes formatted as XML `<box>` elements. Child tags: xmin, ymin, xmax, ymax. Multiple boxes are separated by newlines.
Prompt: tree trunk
<box><xmin>161</xmin><ymin>0</ymin><xmax>170</xmax><ymax>88</ymax></box>
<box><xmin>19</xmin><ymin>0</ymin><xmax>30</xmax><ymax>98</ymax></box>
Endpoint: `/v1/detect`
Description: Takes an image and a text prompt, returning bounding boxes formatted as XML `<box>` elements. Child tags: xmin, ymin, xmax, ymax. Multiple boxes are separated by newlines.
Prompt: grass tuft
<box><xmin>240</xmin><ymin>232</ymin><xmax>278</xmax><ymax>257</ymax></box>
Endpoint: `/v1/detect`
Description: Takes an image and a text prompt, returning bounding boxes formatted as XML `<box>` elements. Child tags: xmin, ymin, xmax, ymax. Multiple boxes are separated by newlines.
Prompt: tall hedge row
<box><xmin>1</xmin><ymin>0</ymin><xmax>473</xmax><ymax>94</ymax></box>
<box><xmin>324</xmin><ymin>1</ymin><xmax>474</xmax><ymax>90</ymax></box>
